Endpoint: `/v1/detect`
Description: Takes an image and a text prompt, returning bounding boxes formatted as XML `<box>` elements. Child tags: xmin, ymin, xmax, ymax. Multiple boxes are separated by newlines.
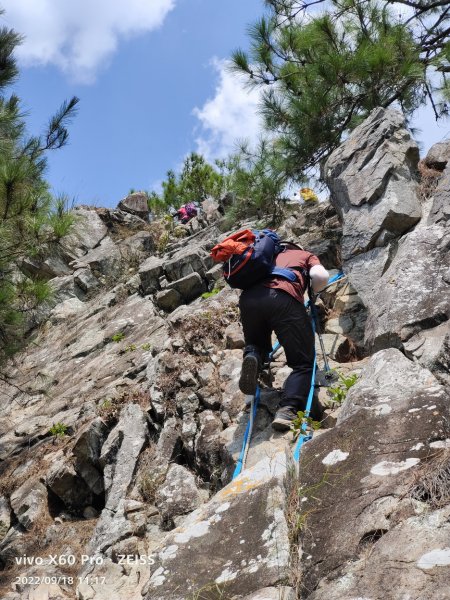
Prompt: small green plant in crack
<box><xmin>291</xmin><ymin>411</ymin><xmax>321</xmax><ymax>437</ymax></box>
<box><xmin>141</xmin><ymin>343</ymin><xmax>151</xmax><ymax>351</ymax></box>
<box><xmin>99</xmin><ymin>398</ymin><xmax>112</xmax><ymax>411</ymax></box>
<box><xmin>111</xmin><ymin>332</ymin><xmax>125</xmax><ymax>343</ymax></box>
<box><xmin>328</xmin><ymin>370</ymin><xmax>358</xmax><ymax>405</ymax></box>
<box><xmin>201</xmin><ymin>287</ymin><xmax>220</xmax><ymax>300</ymax></box>
<box><xmin>124</xmin><ymin>344</ymin><xmax>137</xmax><ymax>353</ymax></box>
<box><xmin>49</xmin><ymin>422</ymin><xmax>68</xmax><ymax>439</ymax></box>
<box><xmin>97</xmin><ymin>396</ymin><xmax>125</xmax><ymax>425</ymax></box>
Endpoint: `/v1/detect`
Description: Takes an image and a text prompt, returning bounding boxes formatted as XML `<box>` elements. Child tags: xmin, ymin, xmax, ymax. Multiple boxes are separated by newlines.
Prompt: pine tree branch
<box><xmin>421</xmin><ymin>25</ymin><xmax>450</xmax><ymax>51</ymax></box>
<box><xmin>404</xmin><ymin>2</ymin><xmax>449</xmax><ymax>25</ymax></box>
<box><xmin>387</xmin><ymin>0</ymin><xmax>450</xmax><ymax>9</ymax></box>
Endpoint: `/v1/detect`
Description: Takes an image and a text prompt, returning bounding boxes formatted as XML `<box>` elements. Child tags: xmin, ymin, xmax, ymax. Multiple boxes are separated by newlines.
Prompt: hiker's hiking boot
<box><xmin>239</xmin><ymin>353</ymin><xmax>259</xmax><ymax>395</ymax></box>
<box><xmin>272</xmin><ymin>405</ymin><xmax>298</xmax><ymax>432</ymax></box>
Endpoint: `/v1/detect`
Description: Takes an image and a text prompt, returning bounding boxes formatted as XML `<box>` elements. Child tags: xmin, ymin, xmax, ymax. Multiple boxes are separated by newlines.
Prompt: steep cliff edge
<box><xmin>0</xmin><ymin>108</ymin><xmax>448</xmax><ymax>600</ymax></box>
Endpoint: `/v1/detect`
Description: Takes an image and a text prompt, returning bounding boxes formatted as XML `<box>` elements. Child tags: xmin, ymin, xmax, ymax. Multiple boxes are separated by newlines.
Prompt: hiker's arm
<box><xmin>309</xmin><ymin>264</ymin><xmax>329</xmax><ymax>292</ymax></box>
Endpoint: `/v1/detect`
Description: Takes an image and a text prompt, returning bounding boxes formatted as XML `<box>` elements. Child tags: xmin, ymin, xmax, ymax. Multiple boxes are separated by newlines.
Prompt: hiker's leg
<box><xmin>238</xmin><ymin>286</ymin><xmax>272</xmax><ymax>394</ymax></box>
<box><xmin>239</xmin><ymin>286</ymin><xmax>272</xmax><ymax>359</ymax></box>
<box><xmin>269</xmin><ymin>291</ymin><xmax>322</xmax><ymax>425</ymax></box>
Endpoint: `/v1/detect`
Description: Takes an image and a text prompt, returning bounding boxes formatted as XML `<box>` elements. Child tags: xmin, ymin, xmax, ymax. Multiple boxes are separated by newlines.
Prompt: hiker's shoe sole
<box><xmin>272</xmin><ymin>417</ymin><xmax>293</xmax><ymax>432</ymax></box>
<box><xmin>272</xmin><ymin>406</ymin><xmax>298</xmax><ymax>431</ymax></box>
<box><xmin>239</xmin><ymin>355</ymin><xmax>259</xmax><ymax>395</ymax></box>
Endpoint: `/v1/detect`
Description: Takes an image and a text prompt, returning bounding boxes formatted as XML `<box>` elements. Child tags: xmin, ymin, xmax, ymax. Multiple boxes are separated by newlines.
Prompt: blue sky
<box><xmin>2</xmin><ymin>0</ymin><xmax>449</xmax><ymax>209</ymax></box>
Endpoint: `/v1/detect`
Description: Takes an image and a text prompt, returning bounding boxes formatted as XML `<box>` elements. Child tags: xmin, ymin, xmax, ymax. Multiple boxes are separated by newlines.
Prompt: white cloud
<box><xmin>1</xmin><ymin>0</ymin><xmax>175</xmax><ymax>83</ymax></box>
<box><xmin>193</xmin><ymin>58</ymin><xmax>263</xmax><ymax>161</ymax></box>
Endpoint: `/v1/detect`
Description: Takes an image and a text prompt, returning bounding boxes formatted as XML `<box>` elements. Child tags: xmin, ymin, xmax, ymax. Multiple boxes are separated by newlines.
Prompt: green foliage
<box><xmin>217</xmin><ymin>138</ymin><xmax>292</xmax><ymax>224</ymax></box>
<box><xmin>201</xmin><ymin>286</ymin><xmax>221</xmax><ymax>299</ymax></box>
<box><xmin>124</xmin><ymin>344</ymin><xmax>136</xmax><ymax>352</ymax></box>
<box><xmin>97</xmin><ymin>396</ymin><xmax>125</xmax><ymax>425</ymax></box>
<box><xmin>141</xmin><ymin>343</ymin><xmax>151</xmax><ymax>351</ymax></box>
<box><xmin>47</xmin><ymin>194</ymin><xmax>76</xmax><ymax>239</ymax></box>
<box><xmin>49</xmin><ymin>422</ymin><xmax>68</xmax><ymax>438</ymax></box>
<box><xmin>111</xmin><ymin>332</ymin><xmax>125</xmax><ymax>343</ymax></box>
<box><xmin>157</xmin><ymin>230</ymin><xmax>170</xmax><ymax>252</ymax></box>
<box><xmin>178</xmin><ymin>152</ymin><xmax>225</xmax><ymax>201</ymax></box>
<box><xmin>291</xmin><ymin>410</ymin><xmax>322</xmax><ymax>436</ymax></box>
<box><xmin>231</xmin><ymin>0</ymin><xmax>450</xmax><ymax>179</ymax></box>
<box><xmin>0</xmin><ymin>13</ymin><xmax>78</xmax><ymax>367</ymax></box>
<box><xmin>146</xmin><ymin>152</ymin><xmax>226</xmax><ymax>216</ymax></box>
<box><xmin>328</xmin><ymin>371</ymin><xmax>358</xmax><ymax>405</ymax></box>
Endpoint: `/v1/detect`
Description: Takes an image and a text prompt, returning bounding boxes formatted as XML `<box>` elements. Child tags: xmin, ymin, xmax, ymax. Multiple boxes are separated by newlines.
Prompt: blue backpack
<box><xmin>211</xmin><ymin>229</ymin><xmax>298</xmax><ymax>290</ymax></box>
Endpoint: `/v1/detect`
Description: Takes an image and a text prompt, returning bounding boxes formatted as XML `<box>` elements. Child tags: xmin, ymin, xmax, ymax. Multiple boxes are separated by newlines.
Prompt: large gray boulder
<box><xmin>59</xmin><ymin>207</ymin><xmax>108</xmax><ymax>258</ymax></box>
<box><xmin>155</xmin><ymin>464</ymin><xmax>204</xmax><ymax>523</ymax></box>
<box><xmin>10</xmin><ymin>480</ymin><xmax>48</xmax><ymax>530</ymax></box>
<box><xmin>347</xmin><ymin>224</ymin><xmax>450</xmax><ymax>351</ymax></box>
<box><xmin>166</xmin><ymin>272</ymin><xmax>206</xmax><ymax>303</ymax></box>
<box><xmin>428</xmin><ymin>162</ymin><xmax>450</xmax><ymax>225</ymax></box>
<box><xmin>139</xmin><ymin>256</ymin><xmax>164</xmax><ymax>294</ymax></box>
<box><xmin>155</xmin><ymin>288</ymin><xmax>182</xmax><ymax>312</ymax></box>
<box><xmin>71</xmin><ymin>236</ymin><xmax>122</xmax><ymax>279</ymax></box>
<box><xmin>295</xmin><ymin>349</ymin><xmax>450</xmax><ymax>599</ymax></box>
<box><xmin>324</xmin><ymin>107</ymin><xmax>421</xmax><ymax>260</ymax></box>
<box><xmin>72</xmin><ymin>418</ymin><xmax>108</xmax><ymax>495</ymax></box>
<box><xmin>404</xmin><ymin>321</ymin><xmax>450</xmax><ymax>387</ymax></box>
<box><xmin>73</xmin><ymin>267</ymin><xmax>100</xmax><ymax>294</ymax></box>
<box><xmin>87</xmin><ymin>404</ymin><xmax>148</xmax><ymax>554</ymax></box>
<box><xmin>424</xmin><ymin>140</ymin><xmax>450</xmax><ymax>171</ymax></box>
<box><xmin>20</xmin><ymin>252</ymin><xmax>73</xmax><ymax>281</ymax></box>
<box><xmin>117</xmin><ymin>192</ymin><xmax>150</xmax><ymax>220</ymax></box>
<box><xmin>46</xmin><ymin>460</ymin><xmax>94</xmax><ymax>510</ymax></box>
<box><xmin>164</xmin><ymin>249</ymin><xmax>207</xmax><ymax>282</ymax></box>
<box><xmin>118</xmin><ymin>230</ymin><xmax>156</xmax><ymax>260</ymax></box>
<box><xmin>100</xmin><ymin>404</ymin><xmax>148</xmax><ymax>512</ymax></box>
<box><xmin>142</xmin><ymin>453</ymin><xmax>289</xmax><ymax>600</ymax></box>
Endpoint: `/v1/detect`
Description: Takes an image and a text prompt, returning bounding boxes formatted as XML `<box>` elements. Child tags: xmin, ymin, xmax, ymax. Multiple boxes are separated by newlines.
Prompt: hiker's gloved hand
<box><xmin>309</xmin><ymin>264</ymin><xmax>329</xmax><ymax>292</ymax></box>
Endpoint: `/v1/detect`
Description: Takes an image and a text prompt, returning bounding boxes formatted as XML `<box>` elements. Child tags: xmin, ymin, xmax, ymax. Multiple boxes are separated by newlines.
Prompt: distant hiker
<box><xmin>211</xmin><ymin>229</ymin><xmax>329</xmax><ymax>431</ymax></box>
<box><xmin>300</xmin><ymin>187</ymin><xmax>319</xmax><ymax>202</ymax></box>
<box><xmin>176</xmin><ymin>202</ymin><xmax>199</xmax><ymax>224</ymax></box>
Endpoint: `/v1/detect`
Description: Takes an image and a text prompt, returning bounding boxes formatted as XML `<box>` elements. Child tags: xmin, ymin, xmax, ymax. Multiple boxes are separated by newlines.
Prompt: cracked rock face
<box><xmin>325</xmin><ymin>107</ymin><xmax>450</xmax><ymax>386</ymax></box>
<box><xmin>296</xmin><ymin>349</ymin><xmax>450</xmax><ymax>599</ymax></box>
<box><xmin>143</xmin><ymin>454</ymin><xmax>289</xmax><ymax>600</ymax></box>
<box><xmin>325</xmin><ymin>107</ymin><xmax>421</xmax><ymax>260</ymax></box>
<box><xmin>345</xmin><ymin>222</ymin><xmax>450</xmax><ymax>353</ymax></box>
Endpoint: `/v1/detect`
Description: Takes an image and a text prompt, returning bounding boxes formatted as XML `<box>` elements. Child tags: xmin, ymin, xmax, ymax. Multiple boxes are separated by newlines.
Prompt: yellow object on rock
<box><xmin>300</xmin><ymin>187</ymin><xmax>318</xmax><ymax>202</ymax></box>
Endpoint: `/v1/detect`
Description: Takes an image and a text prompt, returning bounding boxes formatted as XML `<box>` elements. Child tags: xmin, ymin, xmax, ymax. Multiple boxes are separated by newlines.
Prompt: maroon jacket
<box><xmin>264</xmin><ymin>247</ymin><xmax>321</xmax><ymax>303</ymax></box>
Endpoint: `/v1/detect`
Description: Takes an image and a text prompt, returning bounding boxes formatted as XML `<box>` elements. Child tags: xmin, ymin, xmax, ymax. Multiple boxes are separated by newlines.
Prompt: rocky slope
<box><xmin>0</xmin><ymin>107</ymin><xmax>449</xmax><ymax>600</ymax></box>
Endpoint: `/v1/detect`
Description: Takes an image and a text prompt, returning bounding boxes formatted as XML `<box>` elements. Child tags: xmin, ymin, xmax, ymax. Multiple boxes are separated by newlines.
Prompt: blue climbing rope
<box><xmin>326</xmin><ymin>272</ymin><xmax>345</xmax><ymax>287</ymax></box>
<box><xmin>269</xmin><ymin>341</ymin><xmax>281</xmax><ymax>360</ymax></box>
<box><xmin>232</xmin><ymin>385</ymin><xmax>261</xmax><ymax>479</ymax></box>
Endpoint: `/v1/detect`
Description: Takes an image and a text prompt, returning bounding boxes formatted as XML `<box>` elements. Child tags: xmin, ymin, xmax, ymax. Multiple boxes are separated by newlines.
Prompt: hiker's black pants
<box><xmin>239</xmin><ymin>285</ymin><xmax>317</xmax><ymax>415</ymax></box>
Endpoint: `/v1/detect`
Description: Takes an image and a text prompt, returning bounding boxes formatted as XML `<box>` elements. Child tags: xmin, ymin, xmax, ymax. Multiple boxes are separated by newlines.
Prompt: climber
<box><xmin>238</xmin><ymin>244</ymin><xmax>329</xmax><ymax>431</ymax></box>
<box><xmin>175</xmin><ymin>202</ymin><xmax>199</xmax><ymax>224</ymax></box>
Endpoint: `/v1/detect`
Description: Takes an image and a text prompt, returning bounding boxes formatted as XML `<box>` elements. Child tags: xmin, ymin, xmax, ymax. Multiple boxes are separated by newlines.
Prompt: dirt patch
<box><xmin>174</xmin><ymin>306</ymin><xmax>239</xmax><ymax>355</ymax></box>
<box><xmin>417</xmin><ymin>159</ymin><xmax>443</xmax><ymax>202</ymax></box>
<box><xmin>409</xmin><ymin>449</ymin><xmax>450</xmax><ymax>509</ymax></box>
<box><xmin>0</xmin><ymin>516</ymin><xmax>96</xmax><ymax>597</ymax></box>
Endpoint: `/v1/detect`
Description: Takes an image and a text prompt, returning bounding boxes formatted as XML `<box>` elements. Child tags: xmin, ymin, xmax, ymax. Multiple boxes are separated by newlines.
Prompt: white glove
<box><xmin>309</xmin><ymin>264</ymin><xmax>329</xmax><ymax>292</ymax></box>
